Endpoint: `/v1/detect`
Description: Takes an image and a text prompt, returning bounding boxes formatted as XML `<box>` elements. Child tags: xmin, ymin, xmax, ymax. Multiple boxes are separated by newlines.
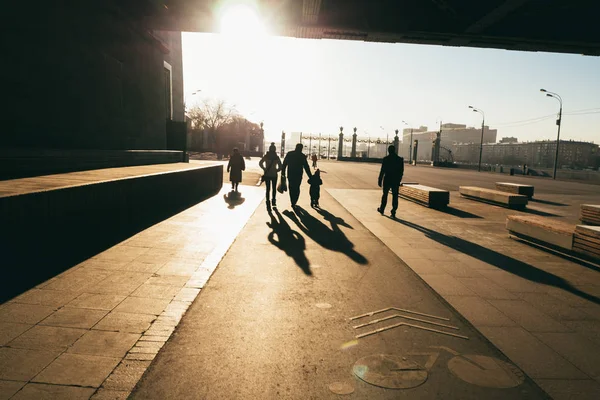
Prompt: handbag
<box><xmin>277</xmin><ymin>174</ymin><xmax>288</xmax><ymax>193</ymax></box>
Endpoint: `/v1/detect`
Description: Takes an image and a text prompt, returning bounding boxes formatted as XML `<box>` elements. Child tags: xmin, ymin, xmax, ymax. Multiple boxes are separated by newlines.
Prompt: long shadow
<box><xmin>530</xmin><ymin>198</ymin><xmax>568</xmax><ymax>207</ymax></box>
<box><xmin>520</xmin><ymin>207</ymin><xmax>561</xmax><ymax>217</ymax></box>
<box><xmin>224</xmin><ymin>191</ymin><xmax>246</xmax><ymax>209</ymax></box>
<box><xmin>283</xmin><ymin>207</ymin><xmax>367</xmax><ymax>265</ymax></box>
<box><xmin>392</xmin><ymin>218</ymin><xmax>600</xmax><ymax>306</ymax></box>
<box><xmin>315</xmin><ymin>207</ymin><xmax>354</xmax><ymax>229</ymax></box>
<box><xmin>437</xmin><ymin>206</ymin><xmax>482</xmax><ymax>219</ymax></box>
<box><xmin>267</xmin><ymin>209</ymin><xmax>311</xmax><ymax>275</ymax></box>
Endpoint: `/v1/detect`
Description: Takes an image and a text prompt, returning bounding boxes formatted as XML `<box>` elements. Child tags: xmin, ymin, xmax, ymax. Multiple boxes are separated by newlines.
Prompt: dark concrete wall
<box><xmin>2</xmin><ymin>3</ymin><xmax>184</xmax><ymax>150</ymax></box>
<box><xmin>0</xmin><ymin>164</ymin><xmax>223</xmax><ymax>302</ymax></box>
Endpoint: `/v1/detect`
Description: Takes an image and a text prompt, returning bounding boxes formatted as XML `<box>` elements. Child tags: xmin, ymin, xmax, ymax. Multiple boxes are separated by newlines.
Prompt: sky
<box><xmin>182</xmin><ymin>29</ymin><xmax>600</xmax><ymax>144</ymax></box>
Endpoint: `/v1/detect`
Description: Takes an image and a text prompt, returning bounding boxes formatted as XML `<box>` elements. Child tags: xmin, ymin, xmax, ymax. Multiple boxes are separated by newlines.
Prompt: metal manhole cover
<box><xmin>448</xmin><ymin>354</ymin><xmax>525</xmax><ymax>388</ymax></box>
<box><xmin>353</xmin><ymin>354</ymin><xmax>428</xmax><ymax>389</ymax></box>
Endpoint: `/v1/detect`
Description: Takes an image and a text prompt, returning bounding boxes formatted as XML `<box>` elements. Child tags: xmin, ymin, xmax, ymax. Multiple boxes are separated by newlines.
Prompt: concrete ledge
<box><xmin>399</xmin><ymin>184</ymin><xmax>449</xmax><ymax>208</ymax></box>
<box><xmin>460</xmin><ymin>186</ymin><xmax>528</xmax><ymax>209</ymax></box>
<box><xmin>506</xmin><ymin>215</ymin><xmax>574</xmax><ymax>250</ymax></box>
<box><xmin>0</xmin><ymin>148</ymin><xmax>185</xmax><ymax>180</ymax></box>
<box><xmin>495</xmin><ymin>182</ymin><xmax>535</xmax><ymax>199</ymax></box>
<box><xmin>0</xmin><ymin>164</ymin><xmax>223</xmax><ymax>302</ymax></box>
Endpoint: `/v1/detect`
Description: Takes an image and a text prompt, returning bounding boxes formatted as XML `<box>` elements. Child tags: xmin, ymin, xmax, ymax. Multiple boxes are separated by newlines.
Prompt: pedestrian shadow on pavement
<box><xmin>283</xmin><ymin>206</ymin><xmax>368</xmax><ymax>265</ymax></box>
<box><xmin>315</xmin><ymin>207</ymin><xmax>354</xmax><ymax>229</ymax></box>
<box><xmin>267</xmin><ymin>208</ymin><xmax>312</xmax><ymax>275</ymax></box>
<box><xmin>394</xmin><ymin>218</ymin><xmax>600</xmax><ymax>306</ymax></box>
<box><xmin>224</xmin><ymin>191</ymin><xmax>246</xmax><ymax>209</ymax></box>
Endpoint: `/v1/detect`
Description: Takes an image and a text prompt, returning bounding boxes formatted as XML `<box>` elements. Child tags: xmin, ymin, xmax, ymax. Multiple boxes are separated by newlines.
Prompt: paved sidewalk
<box><xmin>329</xmin><ymin>189</ymin><xmax>600</xmax><ymax>400</ymax></box>
<box><xmin>131</xmin><ymin>188</ymin><xmax>548</xmax><ymax>399</ymax></box>
<box><xmin>0</xmin><ymin>186</ymin><xmax>262</xmax><ymax>399</ymax></box>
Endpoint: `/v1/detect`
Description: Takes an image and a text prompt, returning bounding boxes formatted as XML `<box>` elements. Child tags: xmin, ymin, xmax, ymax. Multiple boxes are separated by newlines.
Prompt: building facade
<box><xmin>4</xmin><ymin>3</ymin><xmax>184</xmax><ymax>150</ymax></box>
<box><xmin>452</xmin><ymin>140</ymin><xmax>599</xmax><ymax>169</ymax></box>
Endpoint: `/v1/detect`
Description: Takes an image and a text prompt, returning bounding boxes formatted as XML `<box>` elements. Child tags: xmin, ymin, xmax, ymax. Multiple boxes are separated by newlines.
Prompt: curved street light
<box><xmin>540</xmin><ymin>88</ymin><xmax>563</xmax><ymax>180</ymax></box>
<box><xmin>468</xmin><ymin>106</ymin><xmax>485</xmax><ymax>172</ymax></box>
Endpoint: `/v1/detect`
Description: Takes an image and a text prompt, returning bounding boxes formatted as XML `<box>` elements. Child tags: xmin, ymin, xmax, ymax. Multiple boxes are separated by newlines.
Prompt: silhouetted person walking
<box><xmin>311</xmin><ymin>154</ymin><xmax>318</xmax><ymax>169</ymax></box>
<box><xmin>308</xmin><ymin>169</ymin><xmax>322</xmax><ymax>208</ymax></box>
<box><xmin>377</xmin><ymin>145</ymin><xmax>404</xmax><ymax>218</ymax></box>
<box><xmin>259</xmin><ymin>142</ymin><xmax>282</xmax><ymax>210</ymax></box>
<box><xmin>227</xmin><ymin>148</ymin><xmax>245</xmax><ymax>192</ymax></box>
<box><xmin>282</xmin><ymin>143</ymin><xmax>312</xmax><ymax>209</ymax></box>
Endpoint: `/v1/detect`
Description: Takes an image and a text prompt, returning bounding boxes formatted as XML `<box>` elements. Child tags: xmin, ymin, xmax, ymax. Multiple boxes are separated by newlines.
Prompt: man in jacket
<box><xmin>282</xmin><ymin>143</ymin><xmax>312</xmax><ymax>209</ymax></box>
<box><xmin>377</xmin><ymin>145</ymin><xmax>404</xmax><ymax>218</ymax></box>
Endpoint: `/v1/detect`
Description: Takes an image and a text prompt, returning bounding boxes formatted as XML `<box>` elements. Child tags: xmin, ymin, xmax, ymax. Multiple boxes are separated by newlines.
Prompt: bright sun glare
<box><xmin>218</xmin><ymin>1</ymin><xmax>268</xmax><ymax>37</ymax></box>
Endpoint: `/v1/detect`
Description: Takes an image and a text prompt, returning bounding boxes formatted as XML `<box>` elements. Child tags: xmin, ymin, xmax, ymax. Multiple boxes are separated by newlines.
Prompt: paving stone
<box><xmin>139</xmin><ymin>335</ymin><xmax>169</xmax><ymax>342</ymax></box>
<box><xmin>10</xmin><ymin>289</ymin><xmax>79</xmax><ymax>308</ymax></box>
<box><xmin>88</xmin><ymin>272</ymin><xmax>153</xmax><ymax>296</ymax></box>
<box><xmin>113</xmin><ymin>297</ymin><xmax>171</xmax><ymax>316</ymax></box>
<box><xmin>130</xmin><ymin>284</ymin><xmax>181</xmax><ymax>300</ymax></box>
<box><xmin>90</xmin><ymin>388</ymin><xmax>131</xmax><ymax>399</ymax></box>
<box><xmin>402</xmin><ymin>258</ymin><xmax>445</xmax><ymax>275</ymax></box>
<box><xmin>0</xmin><ymin>303</ymin><xmax>55</xmax><ymax>325</ymax></box>
<box><xmin>456</xmin><ymin>277</ymin><xmax>518</xmax><ymax>299</ymax></box>
<box><xmin>11</xmin><ymin>383</ymin><xmax>95</xmax><ymax>400</ymax></box>
<box><xmin>102</xmin><ymin>360</ymin><xmax>150</xmax><ymax>391</ymax></box>
<box><xmin>534</xmin><ymin>332</ymin><xmax>600</xmax><ymax>380</ymax></box>
<box><xmin>489</xmin><ymin>300</ymin><xmax>572</xmax><ymax>332</ymax></box>
<box><xmin>68</xmin><ymin>330</ymin><xmax>140</xmax><ymax>358</ymax></box>
<box><xmin>94</xmin><ymin>246</ymin><xmax>149</xmax><ymax>263</ymax></box>
<box><xmin>173</xmin><ymin>288</ymin><xmax>201</xmax><ymax>303</ymax></box>
<box><xmin>76</xmin><ymin>259</ymin><xmax>128</xmax><ymax>271</ymax></box>
<box><xmin>536</xmin><ymin>379</ymin><xmax>600</xmax><ymax>400</ymax></box>
<box><xmin>478</xmin><ymin>326</ymin><xmax>587</xmax><ymax>379</ymax></box>
<box><xmin>444</xmin><ymin>295</ymin><xmax>517</xmax><ymax>327</ymax></box>
<box><xmin>476</xmin><ymin>270</ymin><xmax>551</xmax><ymax>293</ymax></box>
<box><xmin>419</xmin><ymin>274</ymin><xmax>477</xmax><ymax>296</ymax></box>
<box><xmin>0</xmin><ymin>347</ymin><xmax>59</xmax><ymax>381</ymax></box>
<box><xmin>40</xmin><ymin>308</ymin><xmax>108</xmax><ymax>329</ymax></box>
<box><xmin>563</xmin><ymin>320</ymin><xmax>600</xmax><ymax>347</ymax></box>
<box><xmin>66</xmin><ymin>293</ymin><xmax>127</xmax><ymax>311</ymax></box>
<box><xmin>517</xmin><ymin>292</ymin><xmax>594</xmax><ymax>321</ymax></box>
<box><xmin>436</xmin><ymin>261</ymin><xmax>483</xmax><ymax>278</ymax></box>
<box><xmin>0</xmin><ymin>322</ymin><xmax>31</xmax><ymax>346</ymax></box>
<box><xmin>94</xmin><ymin>312</ymin><xmax>156</xmax><ymax>333</ymax></box>
<box><xmin>0</xmin><ymin>379</ymin><xmax>26</xmax><ymax>399</ymax></box>
<box><xmin>120</xmin><ymin>261</ymin><xmax>165</xmax><ymax>274</ymax></box>
<box><xmin>125</xmin><ymin>353</ymin><xmax>156</xmax><ymax>361</ymax></box>
<box><xmin>156</xmin><ymin>261</ymin><xmax>199</xmax><ymax>277</ymax></box>
<box><xmin>33</xmin><ymin>353</ymin><xmax>120</xmax><ymax>387</ymax></box>
<box><xmin>8</xmin><ymin>326</ymin><xmax>87</xmax><ymax>352</ymax></box>
<box><xmin>144</xmin><ymin>275</ymin><xmax>189</xmax><ymax>287</ymax></box>
<box><xmin>42</xmin><ymin>269</ymin><xmax>112</xmax><ymax>293</ymax></box>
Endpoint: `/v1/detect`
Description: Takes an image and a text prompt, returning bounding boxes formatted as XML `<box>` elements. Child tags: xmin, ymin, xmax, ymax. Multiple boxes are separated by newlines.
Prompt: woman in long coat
<box><xmin>227</xmin><ymin>148</ymin><xmax>245</xmax><ymax>192</ymax></box>
<box><xmin>259</xmin><ymin>143</ymin><xmax>282</xmax><ymax>210</ymax></box>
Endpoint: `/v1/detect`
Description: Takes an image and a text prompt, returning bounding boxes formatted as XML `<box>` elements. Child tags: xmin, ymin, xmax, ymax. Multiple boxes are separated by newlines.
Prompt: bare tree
<box><xmin>187</xmin><ymin>99</ymin><xmax>238</xmax><ymax>152</ymax></box>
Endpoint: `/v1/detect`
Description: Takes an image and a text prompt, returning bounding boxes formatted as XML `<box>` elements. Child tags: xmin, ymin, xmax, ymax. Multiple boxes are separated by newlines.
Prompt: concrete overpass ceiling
<box><xmin>21</xmin><ymin>0</ymin><xmax>598</xmax><ymax>56</ymax></box>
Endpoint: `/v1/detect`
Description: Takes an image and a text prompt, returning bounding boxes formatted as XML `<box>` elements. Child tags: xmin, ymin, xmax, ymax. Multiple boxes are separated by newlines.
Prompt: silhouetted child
<box><xmin>308</xmin><ymin>169</ymin><xmax>323</xmax><ymax>208</ymax></box>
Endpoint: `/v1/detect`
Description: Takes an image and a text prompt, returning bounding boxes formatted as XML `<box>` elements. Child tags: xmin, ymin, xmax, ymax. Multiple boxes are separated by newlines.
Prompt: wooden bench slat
<box><xmin>460</xmin><ymin>186</ymin><xmax>528</xmax><ymax>208</ymax></box>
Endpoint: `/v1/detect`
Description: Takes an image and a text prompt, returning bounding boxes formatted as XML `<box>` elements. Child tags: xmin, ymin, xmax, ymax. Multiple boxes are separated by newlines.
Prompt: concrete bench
<box><xmin>459</xmin><ymin>186</ymin><xmax>528</xmax><ymax>209</ymax></box>
<box><xmin>506</xmin><ymin>215</ymin><xmax>574</xmax><ymax>250</ymax></box>
<box><xmin>581</xmin><ymin>204</ymin><xmax>600</xmax><ymax>226</ymax></box>
<box><xmin>399</xmin><ymin>184</ymin><xmax>449</xmax><ymax>209</ymax></box>
<box><xmin>574</xmin><ymin>225</ymin><xmax>600</xmax><ymax>260</ymax></box>
<box><xmin>495</xmin><ymin>182</ymin><xmax>534</xmax><ymax>199</ymax></box>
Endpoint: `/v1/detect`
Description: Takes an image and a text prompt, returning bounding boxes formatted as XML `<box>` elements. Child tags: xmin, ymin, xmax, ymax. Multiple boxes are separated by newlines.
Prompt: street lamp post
<box><xmin>540</xmin><ymin>89</ymin><xmax>563</xmax><ymax>180</ymax></box>
<box><xmin>402</xmin><ymin>121</ymin><xmax>413</xmax><ymax>163</ymax></box>
<box><xmin>468</xmin><ymin>106</ymin><xmax>485</xmax><ymax>172</ymax></box>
